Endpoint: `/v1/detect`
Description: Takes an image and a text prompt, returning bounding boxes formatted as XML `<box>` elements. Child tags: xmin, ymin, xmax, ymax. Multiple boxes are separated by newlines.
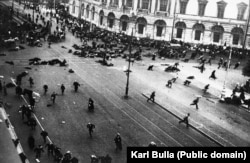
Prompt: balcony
<box><xmin>137</xmin><ymin>9</ymin><xmax>149</xmax><ymax>15</ymax></box>
<box><xmin>155</xmin><ymin>11</ymin><xmax>169</xmax><ymax>17</ymax></box>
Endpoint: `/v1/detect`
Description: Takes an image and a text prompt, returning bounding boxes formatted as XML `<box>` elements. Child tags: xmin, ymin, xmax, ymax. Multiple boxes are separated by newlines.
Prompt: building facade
<box><xmin>68</xmin><ymin>0</ymin><xmax>250</xmax><ymax>49</ymax></box>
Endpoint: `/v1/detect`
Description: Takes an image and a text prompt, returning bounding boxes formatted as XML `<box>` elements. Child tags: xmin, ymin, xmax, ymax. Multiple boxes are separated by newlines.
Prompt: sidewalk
<box><xmin>0</xmin><ymin>107</ymin><xmax>23</xmax><ymax>163</ymax></box>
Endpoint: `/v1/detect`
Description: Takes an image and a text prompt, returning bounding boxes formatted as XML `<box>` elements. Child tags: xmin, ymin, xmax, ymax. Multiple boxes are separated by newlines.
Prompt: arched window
<box><xmin>92</xmin><ymin>7</ymin><xmax>95</xmax><ymax>20</ymax></box>
<box><xmin>81</xmin><ymin>4</ymin><xmax>85</xmax><ymax>16</ymax></box>
<box><xmin>154</xmin><ymin>20</ymin><xmax>166</xmax><ymax>37</ymax></box>
<box><xmin>107</xmin><ymin>12</ymin><xmax>115</xmax><ymax>28</ymax></box>
<box><xmin>99</xmin><ymin>10</ymin><xmax>104</xmax><ymax>25</ymax></box>
<box><xmin>231</xmin><ymin>27</ymin><xmax>244</xmax><ymax>45</ymax></box>
<box><xmin>72</xmin><ymin>0</ymin><xmax>75</xmax><ymax>14</ymax></box>
<box><xmin>120</xmin><ymin>15</ymin><xmax>129</xmax><ymax>31</ymax></box>
<box><xmin>193</xmin><ymin>23</ymin><xmax>205</xmax><ymax>41</ymax></box>
<box><xmin>136</xmin><ymin>17</ymin><xmax>147</xmax><ymax>34</ymax></box>
<box><xmin>86</xmin><ymin>5</ymin><xmax>90</xmax><ymax>18</ymax></box>
<box><xmin>211</xmin><ymin>25</ymin><xmax>224</xmax><ymax>43</ymax></box>
<box><xmin>175</xmin><ymin>21</ymin><xmax>186</xmax><ymax>39</ymax></box>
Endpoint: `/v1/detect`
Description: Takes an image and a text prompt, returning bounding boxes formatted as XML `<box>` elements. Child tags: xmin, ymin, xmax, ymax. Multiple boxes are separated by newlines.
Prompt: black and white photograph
<box><xmin>0</xmin><ymin>0</ymin><xmax>250</xmax><ymax>162</ymax></box>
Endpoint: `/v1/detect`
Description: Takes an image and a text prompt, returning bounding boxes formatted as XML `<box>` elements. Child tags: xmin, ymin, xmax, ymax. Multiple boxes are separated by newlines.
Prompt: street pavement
<box><xmin>1</xmin><ymin>1</ymin><xmax>250</xmax><ymax>163</ymax></box>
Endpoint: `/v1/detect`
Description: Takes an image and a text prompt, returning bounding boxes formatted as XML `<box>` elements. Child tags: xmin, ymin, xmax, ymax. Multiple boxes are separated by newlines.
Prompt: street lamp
<box><xmin>220</xmin><ymin>42</ymin><xmax>232</xmax><ymax>99</ymax></box>
<box><xmin>124</xmin><ymin>25</ymin><xmax>135</xmax><ymax>99</ymax></box>
<box><xmin>170</xmin><ymin>0</ymin><xmax>177</xmax><ymax>41</ymax></box>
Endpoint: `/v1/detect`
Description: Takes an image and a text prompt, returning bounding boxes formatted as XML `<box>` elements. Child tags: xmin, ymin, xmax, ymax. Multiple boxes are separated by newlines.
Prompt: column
<box><xmin>154</xmin><ymin>0</ymin><xmax>158</xmax><ymax>14</ymax></box>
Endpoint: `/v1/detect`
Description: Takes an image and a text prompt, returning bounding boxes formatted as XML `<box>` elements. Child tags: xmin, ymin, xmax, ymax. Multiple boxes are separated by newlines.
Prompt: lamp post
<box><xmin>170</xmin><ymin>0</ymin><xmax>177</xmax><ymax>41</ymax></box>
<box><xmin>220</xmin><ymin>41</ymin><xmax>232</xmax><ymax>99</ymax></box>
<box><xmin>124</xmin><ymin>28</ymin><xmax>133</xmax><ymax>98</ymax></box>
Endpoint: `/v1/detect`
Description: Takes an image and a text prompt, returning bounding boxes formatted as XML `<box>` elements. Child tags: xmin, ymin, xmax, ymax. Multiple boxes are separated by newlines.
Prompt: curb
<box><xmin>0</xmin><ymin>106</ymin><xmax>30</xmax><ymax>163</ymax></box>
<box><xmin>141</xmin><ymin>93</ymin><xmax>225</xmax><ymax>147</ymax></box>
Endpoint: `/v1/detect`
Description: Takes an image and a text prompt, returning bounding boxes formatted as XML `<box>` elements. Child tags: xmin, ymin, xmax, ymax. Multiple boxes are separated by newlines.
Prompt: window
<box><xmin>114</xmin><ymin>0</ymin><xmax>119</xmax><ymax>6</ymax></box>
<box><xmin>233</xmin><ymin>34</ymin><xmax>240</xmax><ymax>45</ymax></box>
<box><xmin>122</xmin><ymin>22</ymin><xmax>127</xmax><ymax>31</ymax></box>
<box><xmin>159</xmin><ymin>0</ymin><xmax>168</xmax><ymax>12</ymax></box>
<box><xmin>100</xmin><ymin>16</ymin><xmax>103</xmax><ymax>25</ymax></box>
<box><xmin>102</xmin><ymin>0</ymin><xmax>107</xmax><ymax>4</ymax></box>
<box><xmin>72</xmin><ymin>1</ymin><xmax>75</xmax><ymax>14</ymax></box>
<box><xmin>127</xmin><ymin>0</ymin><xmax>133</xmax><ymax>7</ymax></box>
<box><xmin>142</xmin><ymin>0</ymin><xmax>150</xmax><ymax>9</ymax></box>
<box><xmin>195</xmin><ymin>30</ymin><xmax>201</xmax><ymax>40</ymax></box>
<box><xmin>198</xmin><ymin>0</ymin><xmax>208</xmax><ymax>16</ymax></box>
<box><xmin>109</xmin><ymin>19</ymin><xmax>114</xmax><ymax>28</ymax></box>
<box><xmin>213</xmin><ymin>32</ymin><xmax>220</xmax><ymax>43</ymax></box>
<box><xmin>217</xmin><ymin>1</ymin><xmax>227</xmax><ymax>18</ymax></box>
<box><xmin>179</xmin><ymin>0</ymin><xmax>189</xmax><ymax>14</ymax></box>
<box><xmin>138</xmin><ymin>24</ymin><xmax>144</xmax><ymax>34</ymax></box>
<box><xmin>86</xmin><ymin>6</ymin><xmax>89</xmax><ymax>18</ymax></box>
<box><xmin>156</xmin><ymin>26</ymin><xmax>163</xmax><ymax>37</ymax></box>
<box><xmin>176</xmin><ymin>28</ymin><xmax>183</xmax><ymax>38</ymax></box>
<box><xmin>92</xmin><ymin>8</ymin><xmax>95</xmax><ymax>20</ymax></box>
<box><xmin>81</xmin><ymin>5</ymin><xmax>84</xmax><ymax>16</ymax></box>
<box><xmin>237</xmin><ymin>2</ymin><xmax>247</xmax><ymax>20</ymax></box>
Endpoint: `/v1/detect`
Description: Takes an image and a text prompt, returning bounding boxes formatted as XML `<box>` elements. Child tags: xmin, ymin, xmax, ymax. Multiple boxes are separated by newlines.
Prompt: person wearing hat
<box><xmin>190</xmin><ymin>97</ymin><xmax>200</xmax><ymax>110</ymax></box>
<box><xmin>179</xmin><ymin>113</ymin><xmax>190</xmax><ymax>128</ymax></box>
<box><xmin>87</xmin><ymin>122</ymin><xmax>95</xmax><ymax>137</ymax></box>
<box><xmin>114</xmin><ymin>133</ymin><xmax>122</xmax><ymax>150</ymax></box>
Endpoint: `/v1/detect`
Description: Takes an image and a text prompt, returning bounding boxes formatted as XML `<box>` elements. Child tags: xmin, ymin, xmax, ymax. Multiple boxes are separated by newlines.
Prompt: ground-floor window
<box><xmin>100</xmin><ymin>16</ymin><xmax>103</xmax><ymax>25</ymax></box>
<box><xmin>233</xmin><ymin>34</ymin><xmax>240</xmax><ymax>45</ymax></box>
<box><xmin>176</xmin><ymin>28</ymin><xmax>183</xmax><ymax>38</ymax></box>
<box><xmin>122</xmin><ymin>21</ymin><xmax>127</xmax><ymax>31</ymax></box>
<box><xmin>213</xmin><ymin>32</ymin><xmax>220</xmax><ymax>43</ymax></box>
<box><xmin>109</xmin><ymin>19</ymin><xmax>114</xmax><ymax>28</ymax></box>
<box><xmin>156</xmin><ymin>26</ymin><xmax>163</xmax><ymax>37</ymax></box>
<box><xmin>138</xmin><ymin>24</ymin><xmax>144</xmax><ymax>34</ymax></box>
<box><xmin>194</xmin><ymin>30</ymin><xmax>201</xmax><ymax>41</ymax></box>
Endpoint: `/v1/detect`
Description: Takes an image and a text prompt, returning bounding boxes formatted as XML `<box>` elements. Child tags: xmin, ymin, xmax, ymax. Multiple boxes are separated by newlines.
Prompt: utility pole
<box><xmin>124</xmin><ymin>28</ymin><xmax>133</xmax><ymax>99</ymax></box>
<box><xmin>171</xmin><ymin>0</ymin><xmax>177</xmax><ymax>41</ymax></box>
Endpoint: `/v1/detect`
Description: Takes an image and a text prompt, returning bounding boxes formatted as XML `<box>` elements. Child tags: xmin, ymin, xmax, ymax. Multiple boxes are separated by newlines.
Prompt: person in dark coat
<box><xmin>61</xmin><ymin>84</ymin><xmax>65</xmax><ymax>95</ymax></box>
<box><xmin>147</xmin><ymin>65</ymin><xmax>154</xmax><ymax>71</ymax></box>
<box><xmin>28</xmin><ymin>135</ymin><xmax>35</xmax><ymax>149</ymax></box>
<box><xmin>34</xmin><ymin>145</ymin><xmax>44</xmax><ymax>159</ymax></box>
<box><xmin>166</xmin><ymin>80</ymin><xmax>173</xmax><ymax>88</ymax></box>
<box><xmin>190</xmin><ymin>97</ymin><xmax>200</xmax><ymax>110</ymax></box>
<box><xmin>234</xmin><ymin>62</ymin><xmax>240</xmax><ymax>69</ymax></box>
<box><xmin>40</xmin><ymin>130</ymin><xmax>48</xmax><ymax>143</ymax></box>
<box><xmin>87</xmin><ymin>122</ymin><xmax>95</xmax><ymax>137</ymax></box>
<box><xmin>209</xmin><ymin>70</ymin><xmax>217</xmax><ymax>80</ymax></box>
<box><xmin>147</xmin><ymin>91</ymin><xmax>155</xmax><ymax>103</ymax></box>
<box><xmin>51</xmin><ymin>92</ymin><xmax>57</xmax><ymax>104</ymax></box>
<box><xmin>114</xmin><ymin>133</ymin><xmax>122</xmax><ymax>150</ymax></box>
<box><xmin>179</xmin><ymin>113</ymin><xmax>190</xmax><ymax>128</ymax></box>
<box><xmin>28</xmin><ymin>77</ymin><xmax>34</xmax><ymax>87</ymax></box>
<box><xmin>73</xmin><ymin>81</ymin><xmax>80</xmax><ymax>92</ymax></box>
<box><xmin>15</xmin><ymin>85</ymin><xmax>23</xmax><ymax>96</ymax></box>
<box><xmin>45</xmin><ymin>143</ymin><xmax>54</xmax><ymax>157</ymax></box>
<box><xmin>43</xmin><ymin>84</ymin><xmax>48</xmax><ymax>94</ymax></box>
